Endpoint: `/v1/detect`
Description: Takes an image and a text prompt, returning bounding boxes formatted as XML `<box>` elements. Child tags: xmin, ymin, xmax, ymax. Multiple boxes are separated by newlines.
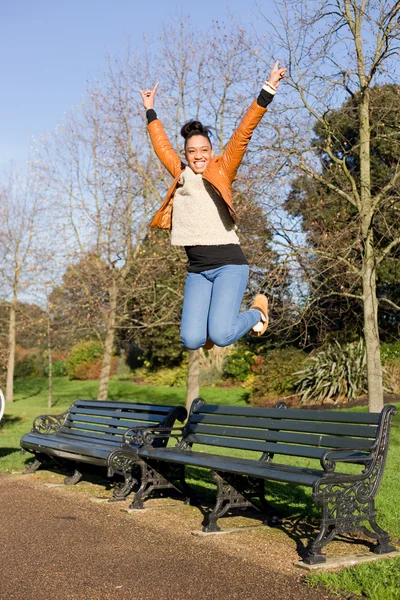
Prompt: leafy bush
<box><xmin>14</xmin><ymin>347</ymin><xmax>46</xmax><ymax>378</ymax></box>
<box><xmin>66</xmin><ymin>341</ymin><xmax>104</xmax><ymax>380</ymax></box>
<box><xmin>14</xmin><ymin>353</ymin><xmax>43</xmax><ymax>378</ymax></box>
<box><xmin>74</xmin><ymin>356</ymin><xmax>117</xmax><ymax>380</ymax></box>
<box><xmin>294</xmin><ymin>338</ymin><xmax>367</xmax><ymax>404</ymax></box>
<box><xmin>223</xmin><ymin>345</ymin><xmax>256</xmax><ymax>382</ymax></box>
<box><xmin>44</xmin><ymin>359</ymin><xmax>66</xmax><ymax>377</ymax></box>
<box><xmin>129</xmin><ymin>363</ymin><xmax>188</xmax><ymax>387</ymax></box>
<box><xmin>248</xmin><ymin>347</ymin><xmax>307</xmax><ymax>406</ymax></box>
<box><xmin>381</xmin><ymin>341</ymin><xmax>400</xmax><ymax>362</ymax></box>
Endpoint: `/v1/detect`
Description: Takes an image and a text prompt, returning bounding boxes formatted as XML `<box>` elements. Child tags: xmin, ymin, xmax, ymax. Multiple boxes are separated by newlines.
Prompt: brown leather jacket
<box><xmin>148</xmin><ymin>99</ymin><xmax>268</xmax><ymax>229</ymax></box>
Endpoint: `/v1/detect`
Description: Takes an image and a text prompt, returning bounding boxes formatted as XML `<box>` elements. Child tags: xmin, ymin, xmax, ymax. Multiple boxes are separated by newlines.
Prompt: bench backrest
<box><xmin>184</xmin><ymin>403</ymin><xmax>395</xmax><ymax>464</ymax></box>
<box><xmin>60</xmin><ymin>400</ymin><xmax>187</xmax><ymax>447</ymax></box>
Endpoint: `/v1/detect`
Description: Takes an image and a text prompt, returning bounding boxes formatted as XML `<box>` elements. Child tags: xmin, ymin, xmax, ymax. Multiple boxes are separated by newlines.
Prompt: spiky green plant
<box><xmin>294</xmin><ymin>338</ymin><xmax>367</xmax><ymax>404</ymax></box>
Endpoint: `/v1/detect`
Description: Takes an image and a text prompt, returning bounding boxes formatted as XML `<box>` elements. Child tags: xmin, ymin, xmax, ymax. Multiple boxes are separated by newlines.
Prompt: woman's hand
<box><xmin>139</xmin><ymin>83</ymin><xmax>159</xmax><ymax>110</ymax></box>
<box><xmin>267</xmin><ymin>61</ymin><xmax>287</xmax><ymax>89</ymax></box>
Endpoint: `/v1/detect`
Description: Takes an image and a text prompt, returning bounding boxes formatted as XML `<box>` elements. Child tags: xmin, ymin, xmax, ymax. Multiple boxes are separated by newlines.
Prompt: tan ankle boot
<box><xmin>250</xmin><ymin>294</ymin><xmax>269</xmax><ymax>337</ymax></box>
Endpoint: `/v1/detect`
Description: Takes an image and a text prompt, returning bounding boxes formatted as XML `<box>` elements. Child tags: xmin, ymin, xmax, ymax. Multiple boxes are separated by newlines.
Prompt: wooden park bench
<box><xmin>20</xmin><ymin>399</ymin><xmax>186</xmax><ymax>498</ymax></box>
<box><xmin>130</xmin><ymin>399</ymin><xmax>397</xmax><ymax>564</ymax></box>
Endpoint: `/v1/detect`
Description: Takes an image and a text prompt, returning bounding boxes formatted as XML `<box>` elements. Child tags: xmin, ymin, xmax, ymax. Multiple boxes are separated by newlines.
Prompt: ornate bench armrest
<box><xmin>320</xmin><ymin>446</ymin><xmax>374</xmax><ymax>474</ymax></box>
<box><xmin>32</xmin><ymin>411</ymin><xmax>69</xmax><ymax>434</ymax></box>
<box><xmin>123</xmin><ymin>426</ymin><xmax>184</xmax><ymax>447</ymax></box>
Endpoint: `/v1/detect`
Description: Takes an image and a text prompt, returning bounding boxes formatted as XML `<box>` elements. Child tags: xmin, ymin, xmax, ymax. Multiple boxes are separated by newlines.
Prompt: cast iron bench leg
<box><xmin>23</xmin><ymin>457</ymin><xmax>42</xmax><ymax>474</ymax></box>
<box><xmin>64</xmin><ymin>469</ymin><xmax>82</xmax><ymax>485</ymax></box>
<box><xmin>111</xmin><ymin>473</ymin><xmax>137</xmax><ymax>501</ymax></box>
<box><xmin>363</xmin><ymin>516</ymin><xmax>397</xmax><ymax>555</ymax></box>
<box><xmin>202</xmin><ymin>471</ymin><xmax>255</xmax><ymax>533</ymax></box>
<box><xmin>130</xmin><ymin>461</ymin><xmax>193</xmax><ymax>510</ymax></box>
<box><xmin>306</xmin><ymin>478</ymin><xmax>397</xmax><ymax>564</ymax></box>
<box><xmin>129</xmin><ymin>461</ymin><xmax>171</xmax><ymax>510</ymax></box>
<box><xmin>107</xmin><ymin>448</ymin><xmax>139</xmax><ymax>501</ymax></box>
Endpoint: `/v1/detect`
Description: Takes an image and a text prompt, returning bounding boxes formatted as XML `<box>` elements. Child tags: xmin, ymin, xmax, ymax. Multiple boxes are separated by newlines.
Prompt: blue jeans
<box><xmin>180</xmin><ymin>264</ymin><xmax>261</xmax><ymax>349</ymax></box>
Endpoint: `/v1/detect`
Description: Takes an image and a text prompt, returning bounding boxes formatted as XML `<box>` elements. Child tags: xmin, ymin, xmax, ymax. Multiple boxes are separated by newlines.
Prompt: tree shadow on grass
<box><xmin>0</xmin><ymin>447</ymin><xmax>21</xmax><ymax>458</ymax></box>
<box><xmin>0</xmin><ymin>414</ymin><xmax>23</xmax><ymax>428</ymax></box>
<box><xmin>13</xmin><ymin>379</ymin><xmax>45</xmax><ymax>401</ymax></box>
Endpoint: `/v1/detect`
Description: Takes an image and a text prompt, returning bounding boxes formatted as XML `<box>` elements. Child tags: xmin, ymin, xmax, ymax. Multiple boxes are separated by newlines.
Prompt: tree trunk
<box><xmin>359</xmin><ymin>89</ymin><xmax>383</xmax><ymax>412</ymax></box>
<box><xmin>47</xmin><ymin>316</ymin><xmax>53</xmax><ymax>409</ymax></box>
<box><xmin>362</xmin><ymin>232</ymin><xmax>383</xmax><ymax>412</ymax></box>
<box><xmin>98</xmin><ymin>282</ymin><xmax>117</xmax><ymax>401</ymax></box>
<box><xmin>186</xmin><ymin>350</ymin><xmax>200</xmax><ymax>413</ymax></box>
<box><xmin>5</xmin><ymin>300</ymin><xmax>16</xmax><ymax>403</ymax></box>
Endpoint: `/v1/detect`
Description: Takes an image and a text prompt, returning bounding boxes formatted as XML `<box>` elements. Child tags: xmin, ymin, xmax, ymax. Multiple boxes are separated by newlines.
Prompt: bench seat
<box><xmin>21</xmin><ymin>432</ymin><xmax>120</xmax><ymax>461</ymax></box>
<box><xmin>132</xmin><ymin>398</ymin><xmax>397</xmax><ymax>564</ymax></box>
<box><xmin>20</xmin><ymin>399</ymin><xmax>186</xmax><ymax>496</ymax></box>
<box><xmin>139</xmin><ymin>446</ymin><xmax>325</xmax><ymax>486</ymax></box>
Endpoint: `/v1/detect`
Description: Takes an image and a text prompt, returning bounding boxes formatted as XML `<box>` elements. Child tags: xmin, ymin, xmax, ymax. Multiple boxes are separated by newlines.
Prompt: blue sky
<box><xmin>0</xmin><ymin>0</ymin><xmax>275</xmax><ymax>169</ymax></box>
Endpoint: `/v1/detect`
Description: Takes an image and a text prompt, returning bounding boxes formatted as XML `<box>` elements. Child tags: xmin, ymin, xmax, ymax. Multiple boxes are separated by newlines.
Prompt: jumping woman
<box><xmin>140</xmin><ymin>61</ymin><xmax>286</xmax><ymax>350</ymax></box>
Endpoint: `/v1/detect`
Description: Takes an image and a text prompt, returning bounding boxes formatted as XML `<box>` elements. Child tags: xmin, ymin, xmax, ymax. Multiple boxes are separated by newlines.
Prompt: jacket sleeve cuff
<box><xmin>146</xmin><ymin>108</ymin><xmax>158</xmax><ymax>124</ymax></box>
<box><xmin>257</xmin><ymin>89</ymin><xmax>274</xmax><ymax>108</ymax></box>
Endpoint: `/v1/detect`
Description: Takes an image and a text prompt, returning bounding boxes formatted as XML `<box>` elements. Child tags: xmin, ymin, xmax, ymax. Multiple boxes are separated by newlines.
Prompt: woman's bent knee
<box><xmin>181</xmin><ymin>333</ymin><xmax>207</xmax><ymax>350</ymax></box>
<box><xmin>209</xmin><ymin>330</ymin><xmax>235</xmax><ymax>348</ymax></box>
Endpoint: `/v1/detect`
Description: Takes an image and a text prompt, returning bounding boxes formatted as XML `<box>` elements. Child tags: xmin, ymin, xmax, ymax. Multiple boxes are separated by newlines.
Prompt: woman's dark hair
<box><xmin>180</xmin><ymin>119</ymin><xmax>213</xmax><ymax>148</ymax></box>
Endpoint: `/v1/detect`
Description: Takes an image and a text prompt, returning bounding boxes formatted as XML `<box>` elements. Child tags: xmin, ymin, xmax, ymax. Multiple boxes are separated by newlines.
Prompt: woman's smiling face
<box><xmin>185</xmin><ymin>135</ymin><xmax>214</xmax><ymax>174</ymax></box>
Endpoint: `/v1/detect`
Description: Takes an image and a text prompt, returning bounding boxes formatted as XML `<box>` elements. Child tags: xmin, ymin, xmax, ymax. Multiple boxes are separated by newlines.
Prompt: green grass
<box><xmin>307</xmin><ymin>557</ymin><xmax>400</xmax><ymax>599</ymax></box>
<box><xmin>1</xmin><ymin>376</ymin><xmax>400</xmax><ymax>599</ymax></box>
<box><xmin>0</xmin><ymin>376</ymin><xmax>247</xmax><ymax>472</ymax></box>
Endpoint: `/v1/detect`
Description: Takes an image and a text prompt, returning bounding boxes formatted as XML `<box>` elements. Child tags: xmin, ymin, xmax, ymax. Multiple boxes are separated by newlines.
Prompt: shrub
<box><xmin>66</xmin><ymin>341</ymin><xmax>104</xmax><ymax>379</ymax></box>
<box><xmin>74</xmin><ymin>356</ymin><xmax>118</xmax><ymax>381</ymax></box>
<box><xmin>130</xmin><ymin>364</ymin><xmax>187</xmax><ymax>387</ymax></box>
<box><xmin>223</xmin><ymin>345</ymin><xmax>256</xmax><ymax>382</ymax></box>
<box><xmin>248</xmin><ymin>347</ymin><xmax>307</xmax><ymax>406</ymax></box>
<box><xmin>381</xmin><ymin>341</ymin><xmax>400</xmax><ymax>363</ymax></box>
<box><xmin>14</xmin><ymin>349</ymin><xmax>44</xmax><ymax>378</ymax></box>
<box><xmin>44</xmin><ymin>359</ymin><xmax>67</xmax><ymax>377</ymax></box>
<box><xmin>14</xmin><ymin>354</ymin><xmax>40</xmax><ymax>378</ymax></box>
<box><xmin>294</xmin><ymin>338</ymin><xmax>367</xmax><ymax>405</ymax></box>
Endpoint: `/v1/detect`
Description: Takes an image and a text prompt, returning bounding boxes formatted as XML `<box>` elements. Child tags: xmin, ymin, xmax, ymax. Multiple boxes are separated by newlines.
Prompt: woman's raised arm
<box><xmin>219</xmin><ymin>61</ymin><xmax>287</xmax><ymax>181</ymax></box>
<box><xmin>139</xmin><ymin>83</ymin><xmax>159</xmax><ymax>110</ymax></box>
<box><xmin>140</xmin><ymin>83</ymin><xmax>183</xmax><ymax>178</ymax></box>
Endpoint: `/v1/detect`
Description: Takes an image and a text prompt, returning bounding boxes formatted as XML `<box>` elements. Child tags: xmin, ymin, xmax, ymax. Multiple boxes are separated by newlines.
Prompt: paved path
<box><xmin>0</xmin><ymin>475</ymin><xmax>334</xmax><ymax>600</ymax></box>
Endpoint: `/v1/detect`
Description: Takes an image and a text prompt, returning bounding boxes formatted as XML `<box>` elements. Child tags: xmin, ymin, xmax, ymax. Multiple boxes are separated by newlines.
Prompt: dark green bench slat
<box><xmin>59</xmin><ymin>428</ymin><xmax>125</xmax><ymax>443</ymax></box>
<box><xmin>61</xmin><ymin>422</ymin><xmax>127</xmax><ymax>436</ymax></box>
<box><xmin>69</xmin><ymin>407</ymin><xmax>166</xmax><ymax>422</ymax></box>
<box><xmin>186</xmin><ymin>433</ymin><xmax>370</xmax><ymax>462</ymax></box>
<box><xmin>139</xmin><ymin>447</ymin><xmax>322</xmax><ymax>486</ymax></box>
<box><xmin>142</xmin><ymin>446</ymin><xmax>323</xmax><ymax>477</ymax></box>
<box><xmin>23</xmin><ymin>431</ymin><xmax>122</xmax><ymax>448</ymax></box>
<box><xmin>195</xmin><ymin>405</ymin><xmax>381</xmax><ymax>424</ymax></box>
<box><xmin>63</xmin><ymin>414</ymin><xmax>158</xmax><ymax>429</ymax></box>
<box><xmin>29</xmin><ymin>447</ymin><xmax>109</xmax><ymax>467</ymax></box>
<box><xmin>187</xmin><ymin>423</ymin><xmax>374</xmax><ymax>450</ymax></box>
<box><xmin>186</xmin><ymin>433</ymin><xmax>267</xmax><ymax>454</ymax></box>
<box><xmin>190</xmin><ymin>414</ymin><xmax>378</xmax><ymax>439</ymax></box>
<box><xmin>61</xmin><ymin>418</ymin><xmax>158</xmax><ymax>435</ymax></box>
<box><xmin>21</xmin><ymin>433</ymin><xmax>115</xmax><ymax>457</ymax></box>
<box><xmin>62</xmin><ymin>421</ymin><xmax>140</xmax><ymax>436</ymax></box>
<box><xmin>73</xmin><ymin>400</ymin><xmax>174</xmax><ymax>414</ymax></box>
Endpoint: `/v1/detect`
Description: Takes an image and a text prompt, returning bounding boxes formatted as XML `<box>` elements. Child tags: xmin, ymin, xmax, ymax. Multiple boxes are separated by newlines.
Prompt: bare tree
<box><xmin>0</xmin><ymin>170</ymin><xmax>42</xmax><ymax>403</ymax></box>
<box><xmin>253</xmin><ymin>0</ymin><xmax>400</xmax><ymax>411</ymax></box>
<box><xmin>37</xmin><ymin>49</ymin><xmax>165</xmax><ymax>400</ymax></box>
